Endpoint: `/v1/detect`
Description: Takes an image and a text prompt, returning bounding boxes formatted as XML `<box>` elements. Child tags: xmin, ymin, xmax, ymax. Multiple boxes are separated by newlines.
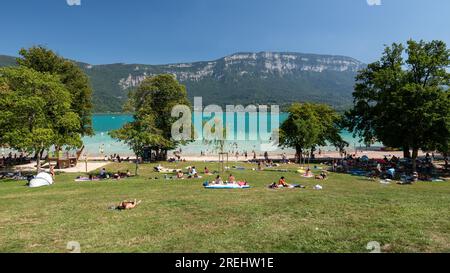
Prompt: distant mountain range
<box><xmin>0</xmin><ymin>52</ymin><xmax>364</xmax><ymax>112</ymax></box>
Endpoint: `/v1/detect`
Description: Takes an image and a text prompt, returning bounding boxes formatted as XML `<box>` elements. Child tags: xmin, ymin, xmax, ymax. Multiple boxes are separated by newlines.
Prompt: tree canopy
<box><xmin>17</xmin><ymin>46</ymin><xmax>93</xmax><ymax>136</ymax></box>
<box><xmin>0</xmin><ymin>66</ymin><xmax>82</xmax><ymax>171</ymax></box>
<box><xmin>344</xmin><ymin>40</ymin><xmax>450</xmax><ymax>171</ymax></box>
<box><xmin>279</xmin><ymin>103</ymin><xmax>346</xmax><ymax>163</ymax></box>
<box><xmin>110</xmin><ymin>74</ymin><xmax>191</xmax><ymax>165</ymax></box>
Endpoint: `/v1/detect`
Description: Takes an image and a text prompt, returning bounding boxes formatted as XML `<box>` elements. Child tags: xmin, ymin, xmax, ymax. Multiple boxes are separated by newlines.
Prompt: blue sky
<box><xmin>1</xmin><ymin>0</ymin><xmax>449</xmax><ymax>64</ymax></box>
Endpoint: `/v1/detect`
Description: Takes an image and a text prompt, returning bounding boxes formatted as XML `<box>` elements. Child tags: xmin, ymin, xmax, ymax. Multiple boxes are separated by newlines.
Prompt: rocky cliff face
<box><xmin>116</xmin><ymin>52</ymin><xmax>363</xmax><ymax>90</ymax></box>
<box><xmin>1</xmin><ymin>52</ymin><xmax>364</xmax><ymax>112</ymax></box>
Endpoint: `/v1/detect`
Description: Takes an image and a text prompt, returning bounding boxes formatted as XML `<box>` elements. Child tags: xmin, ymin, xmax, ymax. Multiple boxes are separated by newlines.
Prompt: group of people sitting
<box><xmin>209</xmin><ymin>174</ymin><xmax>248</xmax><ymax>186</ymax></box>
<box><xmin>106</xmin><ymin>154</ymin><xmax>131</xmax><ymax>163</ymax></box>
<box><xmin>101</xmin><ymin>168</ymin><xmax>133</xmax><ymax>180</ymax></box>
<box><xmin>175</xmin><ymin>166</ymin><xmax>202</xmax><ymax>179</ymax></box>
<box><xmin>77</xmin><ymin>168</ymin><xmax>132</xmax><ymax>181</ymax></box>
<box><xmin>299</xmin><ymin>167</ymin><xmax>328</xmax><ymax>180</ymax></box>
<box><xmin>0</xmin><ymin>152</ymin><xmax>31</xmax><ymax>167</ymax></box>
<box><xmin>256</xmin><ymin>160</ymin><xmax>281</xmax><ymax>171</ymax></box>
<box><xmin>171</xmin><ymin>166</ymin><xmax>216</xmax><ymax>180</ymax></box>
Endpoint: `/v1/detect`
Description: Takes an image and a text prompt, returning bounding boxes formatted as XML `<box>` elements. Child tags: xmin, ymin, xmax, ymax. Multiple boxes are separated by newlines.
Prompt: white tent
<box><xmin>29</xmin><ymin>172</ymin><xmax>54</xmax><ymax>188</ymax></box>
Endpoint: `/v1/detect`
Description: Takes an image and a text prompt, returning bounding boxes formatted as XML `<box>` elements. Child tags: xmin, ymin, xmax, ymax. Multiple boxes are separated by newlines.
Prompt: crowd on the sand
<box><xmin>0</xmin><ymin>152</ymin><xmax>32</xmax><ymax>167</ymax></box>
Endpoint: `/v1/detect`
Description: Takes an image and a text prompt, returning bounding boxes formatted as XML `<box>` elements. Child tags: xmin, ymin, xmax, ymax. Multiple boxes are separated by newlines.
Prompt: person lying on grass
<box><xmin>176</xmin><ymin>170</ymin><xmax>184</xmax><ymax>179</ymax></box>
<box><xmin>112</xmin><ymin>170</ymin><xmax>133</xmax><ymax>180</ymax></box>
<box><xmin>268</xmin><ymin>177</ymin><xmax>304</xmax><ymax>189</ymax></box>
<box><xmin>315</xmin><ymin>171</ymin><xmax>328</xmax><ymax>180</ymax></box>
<box><xmin>116</xmin><ymin>199</ymin><xmax>141</xmax><ymax>210</ymax></box>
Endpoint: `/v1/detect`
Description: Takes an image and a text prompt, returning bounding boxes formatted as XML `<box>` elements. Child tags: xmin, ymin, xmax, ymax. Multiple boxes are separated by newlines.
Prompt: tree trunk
<box><xmin>403</xmin><ymin>147</ymin><xmax>411</xmax><ymax>158</ymax></box>
<box><xmin>135</xmin><ymin>153</ymin><xmax>139</xmax><ymax>176</ymax></box>
<box><xmin>55</xmin><ymin>145</ymin><xmax>60</xmax><ymax>169</ymax></box>
<box><xmin>411</xmin><ymin>148</ymin><xmax>419</xmax><ymax>173</ymax></box>
<box><xmin>296</xmin><ymin>147</ymin><xmax>302</xmax><ymax>164</ymax></box>
<box><xmin>36</xmin><ymin>149</ymin><xmax>44</xmax><ymax>173</ymax></box>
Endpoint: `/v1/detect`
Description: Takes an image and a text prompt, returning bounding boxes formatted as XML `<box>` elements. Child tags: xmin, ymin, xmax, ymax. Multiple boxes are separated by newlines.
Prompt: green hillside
<box><xmin>0</xmin><ymin>52</ymin><xmax>363</xmax><ymax>112</ymax></box>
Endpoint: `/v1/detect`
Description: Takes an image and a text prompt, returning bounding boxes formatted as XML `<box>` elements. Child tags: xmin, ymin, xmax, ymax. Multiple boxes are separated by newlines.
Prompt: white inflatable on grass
<box><xmin>204</xmin><ymin>184</ymin><xmax>250</xmax><ymax>189</ymax></box>
<box><xmin>29</xmin><ymin>172</ymin><xmax>53</xmax><ymax>188</ymax></box>
<box><xmin>313</xmin><ymin>185</ymin><xmax>323</xmax><ymax>190</ymax></box>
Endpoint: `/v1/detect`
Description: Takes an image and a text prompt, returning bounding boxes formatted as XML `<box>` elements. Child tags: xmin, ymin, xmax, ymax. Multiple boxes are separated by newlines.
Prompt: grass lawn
<box><xmin>0</xmin><ymin>161</ymin><xmax>449</xmax><ymax>253</ymax></box>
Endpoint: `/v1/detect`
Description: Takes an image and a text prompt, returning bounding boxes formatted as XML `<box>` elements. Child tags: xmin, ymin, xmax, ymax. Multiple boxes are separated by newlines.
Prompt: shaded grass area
<box><xmin>0</xmin><ymin>161</ymin><xmax>449</xmax><ymax>253</ymax></box>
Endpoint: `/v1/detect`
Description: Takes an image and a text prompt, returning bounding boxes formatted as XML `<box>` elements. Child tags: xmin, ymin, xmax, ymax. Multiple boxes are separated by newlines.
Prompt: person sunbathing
<box><xmin>117</xmin><ymin>199</ymin><xmax>141</xmax><ymax>210</ymax></box>
<box><xmin>238</xmin><ymin>180</ymin><xmax>248</xmax><ymax>186</ymax></box>
<box><xmin>213</xmin><ymin>175</ymin><xmax>223</xmax><ymax>184</ymax></box>
<box><xmin>315</xmin><ymin>171</ymin><xmax>328</xmax><ymax>180</ymax></box>
<box><xmin>204</xmin><ymin>167</ymin><xmax>212</xmax><ymax>175</ymax></box>
<box><xmin>305</xmin><ymin>168</ymin><xmax>313</xmax><ymax>177</ymax></box>
<box><xmin>187</xmin><ymin>166</ymin><xmax>198</xmax><ymax>178</ymax></box>
<box><xmin>228</xmin><ymin>174</ymin><xmax>236</xmax><ymax>184</ymax></box>
<box><xmin>176</xmin><ymin>170</ymin><xmax>184</xmax><ymax>179</ymax></box>
<box><xmin>278</xmin><ymin>176</ymin><xmax>290</xmax><ymax>187</ymax></box>
<box><xmin>99</xmin><ymin>168</ymin><xmax>108</xmax><ymax>179</ymax></box>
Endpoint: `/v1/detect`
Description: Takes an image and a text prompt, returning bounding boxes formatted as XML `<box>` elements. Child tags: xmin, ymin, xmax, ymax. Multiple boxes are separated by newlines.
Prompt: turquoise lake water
<box><xmin>82</xmin><ymin>114</ymin><xmax>369</xmax><ymax>156</ymax></box>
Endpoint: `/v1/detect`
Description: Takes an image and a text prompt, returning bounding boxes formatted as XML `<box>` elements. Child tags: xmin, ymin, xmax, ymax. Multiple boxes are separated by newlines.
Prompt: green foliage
<box><xmin>0</xmin><ymin>66</ymin><xmax>82</xmax><ymax>169</ymax></box>
<box><xmin>17</xmin><ymin>46</ymin><xmax>94</xmax><ymax>136</ymax></box>
<box><xmin>345</xmin><ymin>40</ymin><xmax>450</xmax><ymax>170</ymax></box>
<box><xmin>0</xmin><ymin>52</ymin><xmax>362</xmax><ymax>113</ymax></box>
<box><xmin>110</xmin><ymin>74</ymin><xmax>191</xmax><ymax>162</ymax></box>
<box><xmin>279</xmin><ymin>103</ymin><xmax>346</xmax><ymax>162</ymax></box>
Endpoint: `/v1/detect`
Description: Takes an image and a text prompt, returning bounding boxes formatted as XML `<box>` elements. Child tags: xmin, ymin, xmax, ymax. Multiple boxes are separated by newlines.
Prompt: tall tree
<box><xmin>279</xmin><ymin>103</ymin><xmax>346</xmax><ymax>163</ymax></box>
<box><xmin>0</xmin><ymin>67</ymin><xmax>81</xmax><ymax>171</ymax></box>
<box><xmin>109</xmin><ymin>116</ymin><xmax>169</xmax><ymax>175</ymax></box>
<box><xmin>111</xmin><ymin>74</ymin><xmax>191</xmax><ymax>163</ymax></box>
<box><xmin>17</xmin><ymin>46</ymin><xmax>93</xmax><ymax>136</ymax></box>
<box><xmin>345</xmin><ymin>40</ymin><xmax>450</xmax><ymax>172</ymax></box>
